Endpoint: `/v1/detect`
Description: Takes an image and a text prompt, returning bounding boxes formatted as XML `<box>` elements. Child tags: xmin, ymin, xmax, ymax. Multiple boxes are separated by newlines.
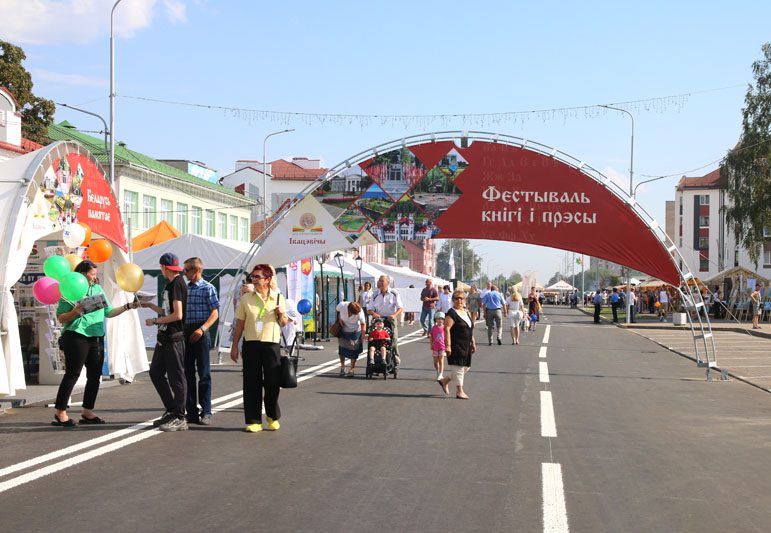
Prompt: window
<box><xmin>229</xmin><ymin>215</ymin><xmax>238</xmax><ymax>240</ymax></box>
<box><xmin>205</xmin><ymin>210</ymin><xmax>215</xmax><ymax>237</ymax></box>
<box><xmin>699</xmin><ymin>216</ymin><xmax>709</xmax><ymax>227</ymax></box>
<box><xmin>734</xmin><ymin>249</ymin><xmax>739</xmax><ymax>267</ymax></box>
<box><xmin>176</xmin><ymin>203</ymin><xmax>188</xmax><ymax>233</ymax></box>
<box><xmin>123</xmin><ymin>190</ymin><xmax>139</xmax><ymax>228</ymax></box>
<box><xmin>699</xmin><ymin>258</ymin><xmax>709</xmax><ymax>271</ymax></box>
<box><xmin>764</xmin><ymin>243</ymin><xmax>771</xmax><ymax>267</ymax></box>
<box><xmin>698</xmin><ymin>237</ymin><xmax>709</xmax><ymax>250</ymax></box>
<box><xmin>142</xmin><ymin>195</ymin><xmax>156</xmax><ymax>229</ymax></box>
<box><xmin>218</xmin><ymin>213</ymin><xmax>227</xmax><ymax>238</ymax></box>
<box><xmin>764</xmin><ymin>226</ymin><xmax>771</xmax><ymax>238</ymax></box>
<box><xmin>240</xmin><ymin>217</ymin><xmax>249</xmax><ymax>241</ymax></box>
<box><xmin>160</xmin><ymin>199</ymin><xmax>173</xmax><ymax>224</ymax></box>
<box><xmin>191</xmin><ymin>206</ymin><xmax>202</xmax><ymax>234</ymax></box>
<box><xmin>698</xmin><ymin>194</ymin><xmax>710</xmax><ymax>205</ymax></box>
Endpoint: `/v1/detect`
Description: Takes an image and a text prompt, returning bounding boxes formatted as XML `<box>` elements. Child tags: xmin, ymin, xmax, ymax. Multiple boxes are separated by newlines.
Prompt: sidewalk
<box><xmin>575</xmin><ymin>305</ymin><xmax>771</xmax><ymax>393</ymax></box>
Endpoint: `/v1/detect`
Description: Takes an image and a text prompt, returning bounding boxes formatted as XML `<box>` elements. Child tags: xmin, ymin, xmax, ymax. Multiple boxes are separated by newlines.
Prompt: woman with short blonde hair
<box><xmin>505</xmin><ymin>289</ymin><xmax>525</xmax><ymax>345</ymax></box>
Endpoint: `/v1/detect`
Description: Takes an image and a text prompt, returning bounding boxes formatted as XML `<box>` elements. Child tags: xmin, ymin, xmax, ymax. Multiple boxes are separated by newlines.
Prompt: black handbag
<box><xmin>281</xmin><ymin>355</ymin><xmax>298</xmax><ymax>388</ymax></box>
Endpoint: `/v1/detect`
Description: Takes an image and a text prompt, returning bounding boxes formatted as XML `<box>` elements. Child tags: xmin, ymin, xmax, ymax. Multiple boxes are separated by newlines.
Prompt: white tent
<box><xmin>0</xmin><ymin>142</ymin><xmax>146</xmax><ymax>395</ymax></box>
<box><xmin>371</xmin><ymin>262</ymin><xmax>451</xmax><ymax>288</ymax></box>
<box><xmin>546</xmin><ymin>280</ymin><xmax>577</xmax><ymax>292</ymax></box>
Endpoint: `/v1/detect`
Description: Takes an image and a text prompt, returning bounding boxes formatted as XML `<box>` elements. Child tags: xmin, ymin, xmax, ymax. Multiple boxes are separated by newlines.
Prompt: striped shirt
<box><xmin>185</xmin><ymin>278</ymin><xmax>219</xmax><ymax>325</ymax></box>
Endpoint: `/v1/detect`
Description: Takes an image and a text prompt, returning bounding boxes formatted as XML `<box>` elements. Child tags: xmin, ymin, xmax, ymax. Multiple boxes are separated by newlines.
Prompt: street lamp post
<box><xmin>262</xmin><ymin>128</ymin><xmax>295</xmax><ymax>218</ymax></box>
<box><xmin>109</xmin><ymin>0</ymin><xmax>125</xmax><ymax>186</ymax></box>
<box><xmin>600</xmin><ymin>104</ymin><xmax>634</xmax><ymax>325</ymax></box>
<box><xmin>334</xmin><ymin>252</ymin><xmax>347</xmax><ymax>300</ymax></box>
<box><xmin>316</xmin><ymin>254</ymin><xmax>326</xmax><ymax>339</ymax></box>
<box><xmin>355</xmin><ymin>253</ymin><xmax>363</xmax><ymax>298</ymax></box>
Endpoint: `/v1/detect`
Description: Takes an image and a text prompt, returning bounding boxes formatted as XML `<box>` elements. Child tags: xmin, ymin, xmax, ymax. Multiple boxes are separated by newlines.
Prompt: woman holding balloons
<box><xmin>52</xmin><ymin>259</ymin><xmax>138</xmax><ymax>426</ymax></box>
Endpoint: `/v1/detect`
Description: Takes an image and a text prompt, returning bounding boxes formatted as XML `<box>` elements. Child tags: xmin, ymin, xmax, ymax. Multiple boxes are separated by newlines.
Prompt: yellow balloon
<box><xmin>116</xmin><ymin>263</ymin><xmax>145</xmax><ymax>293</ymax></box>
<box><xmin>64</xmin><ymin>254</ymin><xmax>82</xmax><ymax>271</ymax></box>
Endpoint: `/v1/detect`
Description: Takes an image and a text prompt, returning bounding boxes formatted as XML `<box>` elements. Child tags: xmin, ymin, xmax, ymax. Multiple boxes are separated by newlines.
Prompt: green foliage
<box><xmin>383</xmin><ymin>242</ymin><xmax>407</xmax><ymax>260</ymax></box>
<box><xmin>0</xmin><ymin>40</ymin><xmax>55</xmax><ymax>145</ymax></box>
<box><xmin>721</xmin><ymin>42</ymin><xmax>771</xmax><ymax>266</ymax></box>
<box><xmin>436</xmin><ymin>239</ymin><xmax>482</xmax><ymax>280</ymax></box>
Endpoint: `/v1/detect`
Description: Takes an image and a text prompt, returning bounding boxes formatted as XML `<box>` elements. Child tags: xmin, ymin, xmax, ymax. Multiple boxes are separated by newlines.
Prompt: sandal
<box><xmin>80</xmin><ymin>415</ymin><xmax>106</xmax><ymax>425</ymax></box>
<box><xmin>52</xmin><ymin>414</ymin><xmax>77</xmax><ymax>427</ymax></box>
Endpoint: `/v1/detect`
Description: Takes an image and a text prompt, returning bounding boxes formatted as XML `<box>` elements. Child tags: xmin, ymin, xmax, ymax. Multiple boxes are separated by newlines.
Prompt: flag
<box><xmin>448</xmin><ymin>248</ymin><xmax>456</xmax><ymax>279</ymax></box>
<box><xmin>576</xmin><ymin>256</ymin><xmax>583</xmax><ymax>265</ymax></box>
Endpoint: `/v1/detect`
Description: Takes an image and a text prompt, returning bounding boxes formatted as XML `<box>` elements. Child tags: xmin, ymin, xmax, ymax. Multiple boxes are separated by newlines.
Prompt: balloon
<box><xmin>33</xmin><ymin>277</ymin><xmax>61</xmax><ymax>305</ymax></box>
<box><xmin>63</xmin><ymin>224</ymin><xmax>86</xmax><ymax>248</ymax></box>
<box><xmin>78</xmin><ymin>222</ymin><xmax>92</xmax><ymax>246</ymax></box>
<box><xmin>116</xmin><ymin>263</ymin><xmax>145</xmax><ymax>293</ymax></box>
<box><xmin>64</xmin><ymin>253</ymin><xmax>82</xmax><ymax>271</ymax></box>
<box><xmin>59</xmin><ymin>272</ymin><xmax>89</xmax><ymax>301</ymax></box>
<box><xmin>297</xmin><ymin>298</ymin><xmax>312</xmax><ymax>314</ymax></box>
<box><xmin>44</xmin><ymin>255</ymin><xmax>71</xmax><ymax>281</ymax></box>
<box><xmin>87</xmin><ymin>239</ymin><xmax>113</xmax><ymax>263</ymax></box>
<box><xmin>654</xmin><ymin>301</ymin><xmax>661</xmax><ymax>308</ymax></box>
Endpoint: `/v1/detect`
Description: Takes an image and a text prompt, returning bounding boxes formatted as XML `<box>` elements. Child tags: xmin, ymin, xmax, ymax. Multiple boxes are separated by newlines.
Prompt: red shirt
<box><xmin>369</xmin><ymin>329</ymin><xmax>390</xmax><ymax>340</ymax></box>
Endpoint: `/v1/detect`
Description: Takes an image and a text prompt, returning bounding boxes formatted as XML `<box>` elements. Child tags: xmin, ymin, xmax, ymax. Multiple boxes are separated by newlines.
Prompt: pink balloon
<box><xmin>33</xmin><ymin>276</ymin><xmax>61</xmax><ymax>305</ymax></box>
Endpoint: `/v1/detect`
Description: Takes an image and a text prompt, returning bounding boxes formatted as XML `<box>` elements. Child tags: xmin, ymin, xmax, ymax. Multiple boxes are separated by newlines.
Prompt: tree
<box><xmin>0</xmin><ymin>40</ymin><xmax>55</xmax><ymax>145</ymax></box>
<box><xmin>721</xmin><ymin>43</ymin><xmax>771</xmax><ymax>266</ymax></box>
<box><xmin>384</xmin><ymin>241</ymin><xmax>407</xmax><ymax>261</ymax></box>
<box><xmin>435</xmin><ymin>239</ymin><xmax>482</xmax><ymax>280</ymax></box>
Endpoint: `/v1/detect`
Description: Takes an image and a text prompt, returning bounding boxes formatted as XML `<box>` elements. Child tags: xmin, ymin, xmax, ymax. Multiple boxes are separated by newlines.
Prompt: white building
<box><xmin>666</xmin><ymin>168</ymin><xmax>771</xmax><ymax>280</ymax></box>
<box><xmin>0</xmin><ymin>87</ymin><xmax>42</xmax><ymax>161</ymax></box>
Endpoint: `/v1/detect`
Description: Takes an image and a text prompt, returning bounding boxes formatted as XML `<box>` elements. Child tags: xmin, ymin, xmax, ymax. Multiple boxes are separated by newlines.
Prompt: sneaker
<box><xmin>152</xmin><ymin>411</ymin><xmax>175</xmax><ymax>427</ymax></box>
<box><xmin>339</xmin><ymin>368</ymin><xmax>346</xmax><ymax>376</ymax></box>
<box><xmin>245</xmin><ymin>423</ymin><xmax>263</xmax><ymax>433</ymax></box>
<box><xmin>159</xmin><ymin>417</ymin><xmax>188</xmax><ymax>432</ymax></box>
<box><xmin>266</xmin><ymin>417</ymin><xmax>280</xmax><ymax>431</ymax></box>
<box><xmin>199</xmin><ymin>414</ymin><xmax>212</xmax><ymax>425</ymax></box>
<box><xmin>497</xmin><ymin>338</ymin><xmax>502</xmax><ymax>345</ymax></box>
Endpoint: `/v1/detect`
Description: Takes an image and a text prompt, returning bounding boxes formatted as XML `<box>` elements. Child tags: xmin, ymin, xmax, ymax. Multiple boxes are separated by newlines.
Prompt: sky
<box><xmin>1</xmin><ymin>0</ymin><xmax>768</xmax><ymax>284</ymax></box>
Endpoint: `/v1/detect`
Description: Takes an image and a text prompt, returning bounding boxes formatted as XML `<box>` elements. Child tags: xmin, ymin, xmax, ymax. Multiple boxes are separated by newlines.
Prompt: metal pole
<box><xmin>601</xmin><ymin>105</ymin><xmax>634</xmax><ymax>325</ymax></box>
<box><xmin>109</xmin><ymin>0</ymin><xmax>124</xmax><ymax>187</ymax></box>
<box><xmin>56</xmin><ymin>103</ymin><xmax>109</xmax><ymax>157</ymax></box>
<box><xmin>262</xmin><ymin>129</ymin><xmax>295</xmax><ymax>218</ymax></box>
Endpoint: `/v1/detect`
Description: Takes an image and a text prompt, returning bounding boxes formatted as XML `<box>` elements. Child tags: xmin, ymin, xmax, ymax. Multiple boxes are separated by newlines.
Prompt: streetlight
<box><xmin>600</xmin><ymin>104</ymin><xmax>634</xmax><ymax>325</ymax></box>
<box><xmin>316</xmin><ymin>254</ymin><xmax>326</xmax><ymax>339</ymax></box>
<box><xmin>56</xmin><ymin>103</ymin><xmax>109</xmax><ymax>157</ymax></box>
<box><xmin>354</xmin><ymin>253</ymin><xmax>363</xmax><ymax>297</ymax></box>
<box><xmin>334</xmin><ymin>252</ymin><xmax>347</xmax><ymax>300</ymax></box>
<box><xmin>109</xmin><ymin>0</ymin><xmax>125</xmax><ymax>186</ymax></box>
<box><xmin>262</xmin><ymin>128</ymin><xmax>295</xmax><ymax>218</ymax></box>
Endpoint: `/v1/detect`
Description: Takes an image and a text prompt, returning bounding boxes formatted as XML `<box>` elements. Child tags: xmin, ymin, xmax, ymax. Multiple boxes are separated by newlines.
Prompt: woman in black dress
<box><xmin>440</xmin><ymin>289</ymin><xmax>476</xmax><ymax>399</ymax></box>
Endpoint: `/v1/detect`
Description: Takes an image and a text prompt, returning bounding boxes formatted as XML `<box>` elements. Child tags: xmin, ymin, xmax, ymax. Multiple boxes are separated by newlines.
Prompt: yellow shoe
<box><xmin>245</xmin><ymin>423</ymin><xmax>263</xmax><ymax>433</ymax></box>
<box><xmin>266</xmin><ymin>417</ymin><xmax>280</xmax><ymax>431</ymax></box>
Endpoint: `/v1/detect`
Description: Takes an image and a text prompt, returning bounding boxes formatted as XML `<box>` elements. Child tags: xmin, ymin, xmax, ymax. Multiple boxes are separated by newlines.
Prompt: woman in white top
<box><xmin>505</xmin><ymin>288</ymin><xmax>526</xmax><ymax>345</ymax></box>
<box><xmin>437</xmin><ymin>285</ymin><xmax>452</xmax><ymax>313</ymax></box>
<box><xmin>335</xmin><ymin>301</ymin><xmax>367</xmax><ymax>377</ymax></box>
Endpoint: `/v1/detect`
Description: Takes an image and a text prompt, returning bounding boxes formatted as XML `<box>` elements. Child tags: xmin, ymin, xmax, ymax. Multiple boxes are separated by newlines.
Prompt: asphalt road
<box><xmin>1</xmin><ymin>307</ymin><xmax>770</xmax><ymax>532</ymax></box>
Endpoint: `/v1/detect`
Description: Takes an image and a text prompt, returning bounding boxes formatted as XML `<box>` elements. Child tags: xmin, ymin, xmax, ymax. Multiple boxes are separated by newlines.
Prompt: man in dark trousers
<box><xmin>593</xmin><ymin>290</ymin><xmax>603</xmax><ymax>324</ymax></box>
<box><xmin>142</xmin><ymin>253</ymin><xmax>189</xmax><ymax>432</ymax></box>
<box><xmin>610</xmin><ymin>287</ymin><xmax>620</xmax><ymax>323</ymax></box>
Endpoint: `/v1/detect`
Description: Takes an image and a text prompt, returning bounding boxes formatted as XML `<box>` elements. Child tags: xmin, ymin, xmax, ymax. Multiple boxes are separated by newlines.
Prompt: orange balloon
<box><xmin>78</xmin><ymin>222</ymin><xmax>92</xmax><ymax>246</ymax></box>
<box><xmin>654</xmin><ymin>301</ymin><xmax>661</xmax><ymax>308</ymax></box>
<box><xmin>87</xmin><ymin>239</ymin><xmax>113</xmax><ymax>263</ymax></box>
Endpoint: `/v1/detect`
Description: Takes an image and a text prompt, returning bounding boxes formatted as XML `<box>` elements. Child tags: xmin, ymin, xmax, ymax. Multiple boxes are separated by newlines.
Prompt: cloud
<box><xmin>600</xmin><ymin>166</ymin><xmax>632</xmax><ymax>193</ymax></box>
<box><xmin>33</xmin><ymin>68</ymin><xmax>108</xmax><ymax>87</ymax></box>
<box><xmin>0</xmin><ymin>0</ymin><xmax>187</xmax><ymax>45</ymax></box>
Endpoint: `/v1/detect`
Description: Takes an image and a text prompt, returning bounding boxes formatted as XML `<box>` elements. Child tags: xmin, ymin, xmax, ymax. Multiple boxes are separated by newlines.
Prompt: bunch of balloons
<box><xmin>34</xmin><ymin>255</ymin><xmax>89</xmax><ymax>304</ymax></box>
<box><xmin>62</xmin><ymin>222</ymin><xmax>113</xmax><ymax>263</ymax></box>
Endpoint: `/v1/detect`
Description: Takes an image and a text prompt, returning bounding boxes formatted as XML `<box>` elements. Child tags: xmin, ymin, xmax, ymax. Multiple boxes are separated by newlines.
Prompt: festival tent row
<box><xmin>371</xmin><ymin>262</ymin><xmax>451</xmax><ymax>288</ymax></box>
<box><xmin>545</xmin><ymin>280</ymin><xmax>577</xmax><ymax>292</ymax></box>
<box><xmin>0</xmin><ymin>142</ymin><xmax>146</xmax><ymax>395</ymax></box>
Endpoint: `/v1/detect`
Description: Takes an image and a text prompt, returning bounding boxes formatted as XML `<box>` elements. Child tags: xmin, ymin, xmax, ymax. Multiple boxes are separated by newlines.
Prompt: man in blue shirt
<box><xmin>481</xmin><ymin>284</ymin><xmax>505</xmax><ymax>345</ymax></box>
<box><xmin>183</xmin><ymin>257</ymin><xmax>219</xmax><ymax>425</ymax></box>
<box><xmin>610</xmin><ymin>287</ymin><xmax>620</xmax><ymax>323</ymax></box>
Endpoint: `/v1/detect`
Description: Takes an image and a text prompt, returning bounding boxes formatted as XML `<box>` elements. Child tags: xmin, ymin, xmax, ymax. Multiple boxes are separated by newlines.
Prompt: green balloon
<box><xmin>44</xmin><ymin>255</ymin><xmax>71</xmax><ymax>281</ymax></box>
<box><xmin>59</xmin><ymin>272</ymin><xmax>89</xmax><ymax>301</ymax></box>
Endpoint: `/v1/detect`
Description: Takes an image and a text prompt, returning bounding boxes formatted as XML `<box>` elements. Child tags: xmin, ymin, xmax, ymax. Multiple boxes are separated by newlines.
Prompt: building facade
<box><xmin>0</xmin><ymin>87</ymin><xmax>42</xmax><ymax>161</ymax></box>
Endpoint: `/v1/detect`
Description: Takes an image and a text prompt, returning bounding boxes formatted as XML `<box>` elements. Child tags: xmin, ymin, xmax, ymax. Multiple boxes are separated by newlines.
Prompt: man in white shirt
<box><xmin>368</xmin><ymin>275</ymin><xmax>404</xmax><ymax>364</ymax></box>
<box><xmin>658</xmin><ymin>287</ymin><xmax>669</xmax><ymax>322</ymax></box>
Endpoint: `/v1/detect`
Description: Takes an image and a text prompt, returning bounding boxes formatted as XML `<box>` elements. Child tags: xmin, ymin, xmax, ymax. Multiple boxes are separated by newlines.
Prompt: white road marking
<box><xmin>542</xmin><ymin>462</ymin><xmax>569</xmax><ymax>532</ymax></box>
<box><xmin>540</xmin><ymin>391</ymin><xmax>557</xmax><ymax>437</ymax></box>
<box><xmin>539</xmin><ymin>346</ymin><xmax>548</xmax><ymax>359</ymax></box>
<box><xmin>542</xmin><ymin>325</ymin><xmax>551</xmax><ymax>344</ymax></box>
<box><xmin>539</xmin><ymin>362</ymin><xmax>550</xmax><ymax>383</ymax></box>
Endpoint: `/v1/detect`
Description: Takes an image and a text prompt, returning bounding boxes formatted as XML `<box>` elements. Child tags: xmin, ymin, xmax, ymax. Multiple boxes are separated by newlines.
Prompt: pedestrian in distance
<box><xmin>750</xmin><ymin>285</ymin><xmax>762</xmax><ymax>329</ymax></box>
<box><xmin>482</xmin><ymin>284</ymin><xmax>505</xmax><ymax>345</ymax></box>
<box><xmin>419</xmin><ymin>278</ymin><xmax>439</xmax><ymax>336</ymax></box>
<box><xmin>358</xmin><ymin>281</ymin><xmax>373</xmax><ymax>328</ymax></box>
<box><xmin>466</xmin><ymin>283</ymin><xmax>482</xmax><ymax>324</ymax></box>
<box><xmin>440</xmin><ymin>290</ymin><xmax>476</xmax><ymax>399</ymax></box>
<box><xmin>505</xmin><ymin>288</ymin><xmax>525</xmax><ymax>345</ymax></box>
<box><xmin>336</xmin><ymin>300</ymin><xmax>366</xmax><ymax>377</ymax></box>
<box><xmin>182</xmin><ymin>257</ymin><xmax>219</xmax><ymax>426</ymax></box>
<box><xmin>610</xmin><ymin>287</ymin><xmax>620</xmax><ymax>323</ymax></box>
<box><xmin>658</xmin><ymin>286</ymin><xmax>669</xmax><ymax>322</ymax></box>
<box><xmin>527</xmin><ymin>292</ymin><xmax>540</xmax><ymax>332</ymax></box>
<box><xmin>405</xmin><ymin>284</ymin><xmax>416</xmax><ymax>325</ymax></box>
<box><xmin>142</xmin><ymin>253</ymin><xmax>189</xmax><ymax>432</ymax></box>
<box><xmin>52</xmin><ymin>259</ymin><xmax>139</xmax><ymax>427</ymax></box>
<box><xmin>430</xmin><ymin>312</ymin><xmax>446</xmax><ymax>384</ymax></box>
<box><xmin>593</xmin><ymin>290</ymin><xmax>603</xmax><ymax>324</ymax></box>
<box><xmin>231</xmin><ymin>264</ymin><xmax>289</xmax><ymax>433</ymax></box>
<box><xmin>438</xmin><ymin>284</ymin><xmax>452</xmax><ymax>313</ymax></box>
<box><xmin>628</xmin><ymin>287</ymin><xmax>637</xmax><ymax>323</ymax></box>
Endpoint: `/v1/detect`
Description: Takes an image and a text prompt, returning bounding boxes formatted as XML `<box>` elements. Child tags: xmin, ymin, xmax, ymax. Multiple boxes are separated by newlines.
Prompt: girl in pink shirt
<box><xmin>430</xmin><ymin>313</ymin><xmax>446</xmax><ymax>382</ymax></box>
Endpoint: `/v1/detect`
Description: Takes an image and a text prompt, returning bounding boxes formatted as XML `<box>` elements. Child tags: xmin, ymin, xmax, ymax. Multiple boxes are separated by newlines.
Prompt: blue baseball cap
<box><xmin>159</xmin><ymin>252</ymin><xmax>183</xmax><ymax>271</ymax></box>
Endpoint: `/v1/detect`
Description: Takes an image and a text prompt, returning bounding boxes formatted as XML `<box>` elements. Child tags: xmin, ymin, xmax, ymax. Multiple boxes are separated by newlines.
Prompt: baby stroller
<box><xmin>365</xmin><ymin>317</ymin><xmax>397</xmax><ymax>380</ymax></box>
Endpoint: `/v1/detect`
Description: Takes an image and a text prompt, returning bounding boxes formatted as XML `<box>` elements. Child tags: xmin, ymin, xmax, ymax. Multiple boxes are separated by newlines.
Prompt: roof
<box><xmin>0</xmin><ymin>138</ymin><xmax>42</xmax><ymax>155</ymax></box>
<box><xmin>131</xmin><ymin>220</ymin><xmax>182</xmax><ymax>251</ymax></box>
<box><xmin>270</xmin><ymin>159</ymin><xmax>327</xmax><ymax>181</ymax></box>
<box><xmin>47</xmin><ymin>121</ymin><xmax>254</xmax><ymax>202</ymax></box>
<box><xmin>676</xmin><ymin>168</ymin><xmax>721</xmax><ymax>191</ymax></box>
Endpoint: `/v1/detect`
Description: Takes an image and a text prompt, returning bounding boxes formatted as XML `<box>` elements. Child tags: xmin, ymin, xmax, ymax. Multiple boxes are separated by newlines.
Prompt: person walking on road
<box><xmin>440</xmin><ymin>290</ymin><xmax>476</xmax><ymax>399</ymax></box>
<box><xmin>505</xmin><ymin>288</ymin><xmax>525</xmax><ymax>345</ymax></box>
<box><xmin>368</xmin><ymin>275</ymin><xmax>404</xmax><ymax>365</ymax></box>
<box><xmin>628</xmin><ymin>287</ymin><xmax>637</xmax><ymax>323</ymax></box>
<box><xmin>358</xmin><ymin>281</ymin><xmax>373</xmax><ymax>328</ymax></box>
<box><xmin>593</xmin><ymin>290</ymin><xmax>603</xmax><ymax>324</ymax></box>
<box><xmin>52</xmin><ymin>260</ymin><xmax>139</xmax><ymax>427</ymax></box>
<box><xmin>438</xmin><ymin>285</ymin><xmax>452</xmax><ymax>313</ymax></box>
<box><xmin>482</xmin><ymin>284</ymin><xmax>505</xmax><ymax>345</ymax></box>
<box><xmin>419</xmin><ymin>278</ymin><xmax>439</xmax><ymax>336</ymax></box>
<box><xmin>143</xmin><ymin>253</ymin><xmax>189</xmax><ymax>432</ymax></box>
<box><xmin>750</xmin><ymin>286</ymin><xmax>762</xmax><ymax>329</ymax></box>
<box><xmin>658</xmin><ymin>286</ymin><xmax>669</xmax><ymax>322</ymax></box>
<box><xmin>466</xmin><ymin>284</ymin><xmax>482</xmax><ymax>324</ymax></box>
<box><xmin>336</xmin><ymin>301</ymin><xmax>366</xmax><ymax>377</ymax></box>
<box><xmin>182</xmin><ymin>257</ymin><xmax>219</xmax><ymax>426</ymax></box>
<box><xmin>231</xmin><ymin>264</ymin><xmax>289</xmax><ymax>433</ymax></box>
